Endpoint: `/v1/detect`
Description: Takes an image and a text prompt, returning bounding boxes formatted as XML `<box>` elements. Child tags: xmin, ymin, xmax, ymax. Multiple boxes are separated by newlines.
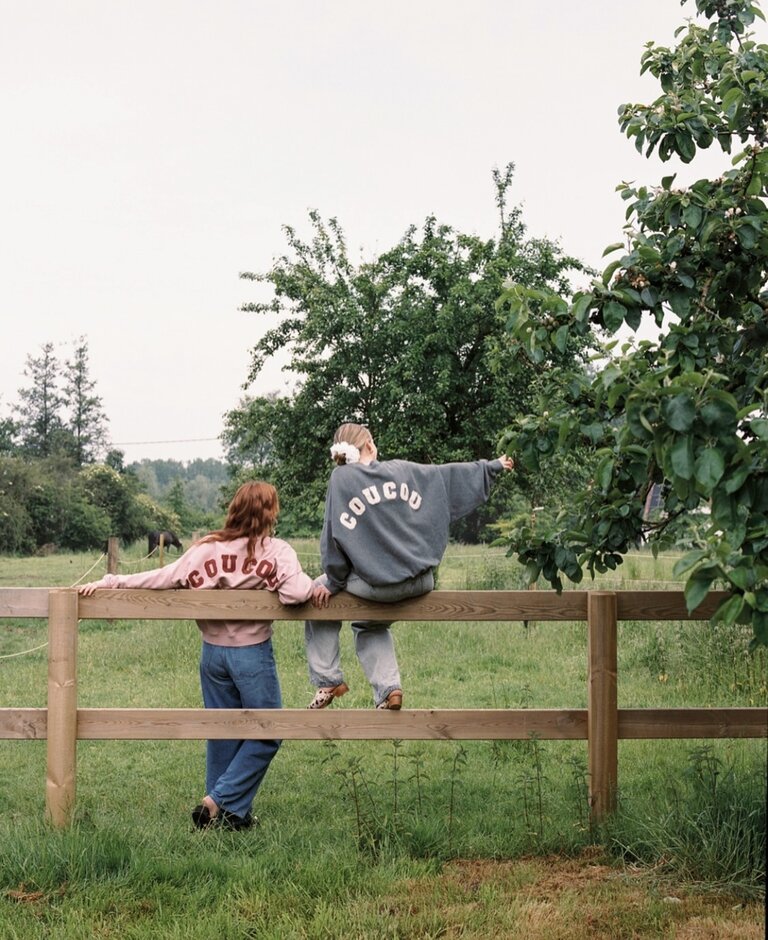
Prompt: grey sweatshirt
<box><xmin>320</xmin><ymin>457</ymin><xmax>504</xmax><ymax>593</ymax></box>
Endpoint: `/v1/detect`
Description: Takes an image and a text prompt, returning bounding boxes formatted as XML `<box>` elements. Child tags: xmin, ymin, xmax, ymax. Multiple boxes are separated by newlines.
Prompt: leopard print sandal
<box><xmin>307</xmin><ymin>682</ymin><xmax>350</xmax><ymax>709</ymax></box>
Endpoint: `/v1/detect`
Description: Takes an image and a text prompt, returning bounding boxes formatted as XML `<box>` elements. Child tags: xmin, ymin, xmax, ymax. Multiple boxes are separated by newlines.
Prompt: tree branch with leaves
<box><xmin>500</xmin><ymin>0</ymin><xmax>768</xmax><ymax>646</ymax></box>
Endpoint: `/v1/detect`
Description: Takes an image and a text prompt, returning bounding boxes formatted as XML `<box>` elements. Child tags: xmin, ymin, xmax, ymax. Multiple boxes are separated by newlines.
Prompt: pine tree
<box><xmin>15</xmin><ymin>342</ymin><xmax>66</xmax><ymax>457</ymax></box>
<box><xmin>63</xmin><ymin>337</ymin><xmax>109</xmax><ymax>466</ymax></box>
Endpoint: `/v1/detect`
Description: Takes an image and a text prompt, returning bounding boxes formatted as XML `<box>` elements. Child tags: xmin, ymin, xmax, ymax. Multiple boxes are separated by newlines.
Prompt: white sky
<box><xmin>1</xmin><ymin>0</ymin><xmax>759</xmax><ymax>464</ymax></box>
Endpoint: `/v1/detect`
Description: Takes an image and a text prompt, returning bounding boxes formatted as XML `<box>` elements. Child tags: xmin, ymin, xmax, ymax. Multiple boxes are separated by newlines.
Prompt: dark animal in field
<box><xmin>147</xmin><ymin>530</ymin><xmax>183</xmax><ymax>555</ymax></box>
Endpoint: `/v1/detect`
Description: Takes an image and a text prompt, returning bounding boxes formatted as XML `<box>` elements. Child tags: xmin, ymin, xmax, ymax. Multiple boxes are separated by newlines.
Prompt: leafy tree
<box><xmin>63</xmin><ymin>337</ymin><xmax>109</xmax><ymax>466</ymax></box>
<box><xmin>14</xmin><ymin>342</ymin><xmax>69</xmax><ymax>458</ymax></box>
<box><xmin>128</xmin><ymin>457</ymin><xmax>229</xmax><ymax>522</ymax></box>
<box><xmin>500</xmin><ymin>0</ymin><xmax>768</xmax><ymax>645</ymax></box>
<box><xmin>105</xmin><ymin>448</ymin><xmax>127</xmax><ymax>473</ymax></box>
<box><xmin>0</xmin><ymin>411</ymin><xmax>18</xmax><ymax>455</ymax></box>
<box><xmin>0</xmin><ymin>455</ymin><xmax>111</xmax><ymax>552</ymax></box>
<box><xmin>0</xmin><ymin>456</ymin><xmax>36</xmax><ymax>553</ymax></box>
<box><xmin>165</xmin><ymin>479</ymin><xmax>190</xmax><ymax>529</ymax></box>
<box><xmin>79</xmin><ymin>464</ymin><xmax>179</xmax><ymax>545</ymax></box>
<box><xmin>226</xmin><ymin>167</ymin><xmax>593</xmax><ymax>537</ymax></box>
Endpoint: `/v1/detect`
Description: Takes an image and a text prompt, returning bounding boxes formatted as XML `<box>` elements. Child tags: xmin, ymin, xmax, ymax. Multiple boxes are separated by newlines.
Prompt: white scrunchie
<box><xmin>330</xmin><ymin>442</ymin><xmax>361</xmax><ymax>464</ymax></box>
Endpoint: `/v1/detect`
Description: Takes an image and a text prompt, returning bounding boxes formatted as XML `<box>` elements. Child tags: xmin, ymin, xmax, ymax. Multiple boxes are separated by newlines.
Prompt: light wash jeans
<box><xmin>305</xmin><ymin>570</ymin><xmax>434</xmax><ymax>707</ymax></box>
<box><xmin>199</xmin><ymin>639</ymin><xmax>282</xmax><ymax>820</ymax></box>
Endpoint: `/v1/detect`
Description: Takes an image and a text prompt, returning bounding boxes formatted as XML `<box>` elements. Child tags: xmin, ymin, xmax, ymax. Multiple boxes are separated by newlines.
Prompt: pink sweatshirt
<box><xmin>90</xmin><ymin>536</ymin><xmax>316</xmax><ymax>646</ymax></box>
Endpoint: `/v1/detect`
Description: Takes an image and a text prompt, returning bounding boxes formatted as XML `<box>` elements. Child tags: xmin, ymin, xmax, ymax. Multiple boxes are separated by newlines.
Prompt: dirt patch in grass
<box><xmin>372</xmin><ymin>849</ymin><xmax>765</xmax><ymax>939</ymax></box>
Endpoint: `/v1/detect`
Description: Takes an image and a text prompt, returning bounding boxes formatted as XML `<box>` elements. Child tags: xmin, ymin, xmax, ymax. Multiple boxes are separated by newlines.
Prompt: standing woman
<box><xmin>79</xmin><ymin>481</ymin><xmax>323</xmax><ymax>830</ymax></box>
<box><xmin>308</xmin><ymin>423</ymin><xmax>514</xmax><ymax>710</ymax></box>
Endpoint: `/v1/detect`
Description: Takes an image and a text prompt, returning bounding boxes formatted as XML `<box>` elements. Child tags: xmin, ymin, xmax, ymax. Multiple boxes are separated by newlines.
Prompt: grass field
<box><xmin>0</xmin><ymin>543</ymin><xmax>765</xmax><ymax>938</ymax></box>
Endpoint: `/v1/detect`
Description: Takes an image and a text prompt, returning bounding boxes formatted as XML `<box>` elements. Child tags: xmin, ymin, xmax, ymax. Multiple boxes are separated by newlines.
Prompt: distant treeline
<box><xmin>128</xmin><ymin>458</ymin><xmax>229</xmax><ymax>516</ymax></box>
<box><xmin>0</xmin><ymin>455</ymin><xmax>229</xmax><ymax>556</ymax></box>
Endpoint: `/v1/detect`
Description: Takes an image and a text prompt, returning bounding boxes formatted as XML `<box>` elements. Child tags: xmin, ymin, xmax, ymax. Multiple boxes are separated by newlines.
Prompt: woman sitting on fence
<box><xmin>308</xmin><ymin>422</ymin><xmax>514</xmax><ymax>710</ymax></box>
<box><xmin>79</xmin><ymin>480</ymin><xmax>325</xmax><ymax>831</ymax></box>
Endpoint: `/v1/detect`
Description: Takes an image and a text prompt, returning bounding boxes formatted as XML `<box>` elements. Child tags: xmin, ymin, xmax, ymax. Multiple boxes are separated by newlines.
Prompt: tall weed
<box><xmin>607</xmin><ymin>745</ymin><xmax>766</xmax><ymax>898</ymax></box>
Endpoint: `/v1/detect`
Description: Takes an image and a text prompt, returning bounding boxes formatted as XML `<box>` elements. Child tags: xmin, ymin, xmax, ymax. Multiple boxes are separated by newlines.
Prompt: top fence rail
<box><xmin>0</xmin><ymin>586</ymin><xmax>732</xmax><ymax>622</ymax></box>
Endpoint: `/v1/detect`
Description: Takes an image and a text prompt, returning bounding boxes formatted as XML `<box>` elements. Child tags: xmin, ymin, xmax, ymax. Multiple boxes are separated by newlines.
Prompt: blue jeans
<box><xmin>305</xmin><ymin>570</ymin><xmax>434</xmax><ymax>707</ymax></box>
<box><xmin>199</xmin><ymin>639</ymin><xmax>282</xmax><ymax>819</ymax></box>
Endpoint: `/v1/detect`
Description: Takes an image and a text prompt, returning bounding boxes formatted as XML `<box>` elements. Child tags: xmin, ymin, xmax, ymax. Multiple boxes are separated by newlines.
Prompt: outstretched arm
<box><xmin>77</xmin><ymin>556</ymin><xmax>190</xmax><ymax>596</ymax></box>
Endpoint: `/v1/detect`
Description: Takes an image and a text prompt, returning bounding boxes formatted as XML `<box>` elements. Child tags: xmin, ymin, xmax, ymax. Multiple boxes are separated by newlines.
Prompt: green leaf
<box><xmin>602</xmin><ymin>260</ymin><xmax>623</xmax><ymax>285</ymax></box>
<box><xmin>728</xmin><ymin>565</ymin><xmax>751</xmax><ymax>591</ymax></box>
<box><xmin>603</xmin><ymin>301</ymin><xmax>626</xmax><ymax>332</ymax></box>
<box><xmin>684</xmin><ymin>565</ymin><xmax>718</xmax><ymax>613</ymax></box>
<box><xmin>670</xmin><ymin>436</ymin><xmax>695</xmax><ymax>480</ymax></box>
<box><xmin>553</xmin><ymin>324</ymin><xmax>569</xmax><ymax>353</ymax></box>
<box><xmin>675</xmin><ymin>130</ymin><xmax>696</xmax><ymax>162</ymax></box>
<box><xmin>664</xmin><ymin>393</ymin><xmax>697</xmax><ymax>431</ymax></box>
<box><xmin>694</xmin><ymin>447</ymin><xmax>725</xmax><ymax>491</ymax></box>
<box><xmin>673</xmin><ymin>549</ymin><xmax>709</xmax><ymax>578</ymax></box>
<box><xmin>750</xmin><ymin>612</ymin><xmax>768</xmax><ymax>650</ymax></box>
<box><xmin>525</xmin><ymin>561</ymin><xmax>541</xmax><ymax>585</ymax></box>
<box><xmin>624</xmin><ymin>306</ymin><xmax>642</xmax><ymax>332</ymax></box>
<box><xmin>746</xmin><ymin>173</ymin><xmax>763</xmax><ymax>197</ymax></box>
<box><xmin>735</xmin><ymin>222</ymin><xmax>758</xmax><ymax>248</ymax></box>
<box><xmin>581</xmin><ymin>422</ymin><xmax>605</xmax><ymax>444</ymax></box>
<box><xmin>721</xmin><ymin>86</ymin><xmax>744</xmax><ymax>119</ymax></box>
<box><xmin>724</xmin><ymin>464</ymin><xmax>751</xmax><ymax>494</ymax></box>
<box><xmin>701</xmin><ymin>399</ymin><xmax>736</xmax><ymax>428</ymax></box>
<box><xmin>596</xmin><ymin>456</ymin><xmax>614</xmax><ymax>493</ymax></box>
<box><xmin>712</xmin><ymin>594</ymin><xmax>745</xmax><ymax>626</ymax></box>
<box><xmin>571</xmin><ymin>292</ymin><xmax>592</xmax><ymax>322</ymax></box>
<box><xmin>750</xmin><ymin>417</ymin><xmax>768</xmax><ymax>439</ymax></box>
<box><xmin>602</xmin><ymin>242</ymin><xmax>624</xmax><ymax>257</ymax></box>
<box><xmin>682</xmin><ymin>205</ymin><xmax>702</xmax><ymax>229</ymax></box>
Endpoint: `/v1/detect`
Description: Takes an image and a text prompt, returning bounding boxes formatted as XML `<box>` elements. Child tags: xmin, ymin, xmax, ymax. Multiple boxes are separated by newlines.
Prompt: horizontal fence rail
<box><xmin>1</xmin><ymin>586</ymin><xmax>735</xmax><ymax>621</ymax></box>
<box><xmin>0</xmin><ymin>586</ymin><xmax>765</xmax><ymax>829</ymax></box>
<box><xmin>5</xmin><ymin>707</ymin><xmax>765</xmax><ymax>742</ymax></box>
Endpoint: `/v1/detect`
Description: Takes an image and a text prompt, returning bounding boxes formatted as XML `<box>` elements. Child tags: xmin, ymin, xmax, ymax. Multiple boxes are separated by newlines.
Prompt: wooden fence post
<box><xmin>158</xmin><ymin>532</ymin><xmax>165</xmax><ymax>567</ymax></box>
<box><xmin>107</xmin><ymin>537</ymin><xmax>119</xmax><ymax>575</ymax></box>
<box><xmin>587</xmin><ymin>591</ymin><xmax>618</xmax><ymax>824</ymax></box>
<box><xmin>46</xmin><ymin>589</ymin><xmax>79</xmax><ymax>828</ymax></box>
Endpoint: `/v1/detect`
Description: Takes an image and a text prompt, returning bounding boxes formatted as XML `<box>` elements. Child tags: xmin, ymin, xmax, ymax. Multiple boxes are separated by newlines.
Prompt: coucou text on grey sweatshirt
<box><xmin>321</xmin><ymin>457</ymin><xmax>505</xmax><ymax>593</ymax></box>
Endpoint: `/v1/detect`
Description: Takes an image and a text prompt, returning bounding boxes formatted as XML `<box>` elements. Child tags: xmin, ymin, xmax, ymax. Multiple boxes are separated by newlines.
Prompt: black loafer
<box><xmin>217</xmin><ymin>810</ymin><xmax>257</xmax><ymax>831</ymax></box>
<box><xmin>192</xmin><ymin>803</ymin><xmax>213</xmax><ymax>829</ymax></box>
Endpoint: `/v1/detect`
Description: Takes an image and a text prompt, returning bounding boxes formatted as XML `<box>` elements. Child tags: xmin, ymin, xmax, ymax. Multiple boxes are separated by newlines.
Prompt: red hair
<box><xmin>200</xmin><ymin>481</ymin><xmax>279</xmax><ymax>560</ymax></box>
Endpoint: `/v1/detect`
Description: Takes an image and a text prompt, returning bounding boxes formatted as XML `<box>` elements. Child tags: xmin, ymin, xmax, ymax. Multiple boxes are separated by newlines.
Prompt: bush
<box><xmin>0</xmin><ymin>496</ymin><xmax>33</xmax><ymax>553</ymax></box>
<box><xmin>0</xmin><ymin>456</ymin><xmax>182</xmax><ymax>553</ymax></box>
<box><xmin>0</xmin><ymin>456</ymin><xmax>39</xmax><ymax>552</ymax></box>
<box><xmin>79</xmin><ymin>465</ymin><xmax>179</xmax><ymax>544</ymax></box>
<box><xmin>59</xmin><ymin>493</ymin><xmax>111</xmax><ymax>551</ymax></box>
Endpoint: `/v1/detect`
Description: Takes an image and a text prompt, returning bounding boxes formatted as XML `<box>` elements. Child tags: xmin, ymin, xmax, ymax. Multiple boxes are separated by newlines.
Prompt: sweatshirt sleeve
<box><xmin>319</xmin><ymin>476</ymin><xmax>352</xmax><ymax>593</ymax></box>
<box><xmin>274</xmin><ymin>541</ymin><xmax>316</xmax><ymax>605</ymax></box>
<box><xmin>437</xmin><ymin>459</ymin><xmax>503</xmax><ymax>522</ymax></box>
<box><xmin>85</xmin><ymin>556</ymin><xmax>191</xmax><ymax>591</ymax></box>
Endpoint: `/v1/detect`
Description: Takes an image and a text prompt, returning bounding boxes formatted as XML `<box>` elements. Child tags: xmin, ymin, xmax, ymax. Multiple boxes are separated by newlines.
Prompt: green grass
<box><xmin>0</xmin><ymin>544</ymin><xmax>765</xmax><ymax>937</ymax></box>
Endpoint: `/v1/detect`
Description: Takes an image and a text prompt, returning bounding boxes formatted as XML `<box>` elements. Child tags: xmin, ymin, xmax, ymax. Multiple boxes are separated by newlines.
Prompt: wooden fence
<box><xmin>1</xmin><ymin>587</ymin><xmax>766</xmax><ymax>829</ymax></box>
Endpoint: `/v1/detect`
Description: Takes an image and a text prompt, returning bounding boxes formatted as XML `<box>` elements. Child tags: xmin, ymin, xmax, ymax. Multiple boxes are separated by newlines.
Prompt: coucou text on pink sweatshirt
<box><xmin>88</xmin><ymin>536</ymin><xmax>316</xmax><ymax>646</ymax></box>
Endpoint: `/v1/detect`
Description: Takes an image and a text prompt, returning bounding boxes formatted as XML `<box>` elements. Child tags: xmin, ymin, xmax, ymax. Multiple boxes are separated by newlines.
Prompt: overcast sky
<box><xmin>1</xmin><ymin>1</ymin><xmax>759</xmax><ymax>464</ymax></box>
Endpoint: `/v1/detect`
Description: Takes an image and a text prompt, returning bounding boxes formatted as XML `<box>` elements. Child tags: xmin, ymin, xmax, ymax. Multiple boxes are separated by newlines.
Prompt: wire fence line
<box><xmin>0</xmin><ymin>642</ymin><xmax>49</xmax><ymax>660</ymax></box>
<box><xmin>68</xmin><ymin>553</ymin><xmax>107</xmax><ymax>587</ymax></box>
